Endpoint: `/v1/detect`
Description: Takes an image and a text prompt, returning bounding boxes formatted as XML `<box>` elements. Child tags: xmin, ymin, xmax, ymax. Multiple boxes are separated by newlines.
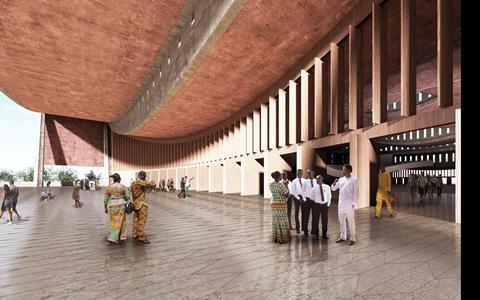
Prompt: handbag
<box><xmin>125</xmin><ymin>202</ymin><xmax>134</xmax><ymax>214</ymax></box>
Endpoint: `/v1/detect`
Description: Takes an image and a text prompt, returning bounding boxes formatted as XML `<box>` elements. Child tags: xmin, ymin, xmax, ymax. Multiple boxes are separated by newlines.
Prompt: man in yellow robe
<box><xmin>131</xmin><ymin>171</ymin><xmax>157</xmax><ymax>244</ymax></box>
<box><xmin>375</xmin><ymin>165</ymin><xmax>394</xmax><ymax>218</ymax></box>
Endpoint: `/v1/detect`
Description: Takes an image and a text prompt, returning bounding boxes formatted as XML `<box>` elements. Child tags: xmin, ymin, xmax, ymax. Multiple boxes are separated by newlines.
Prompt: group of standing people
<box><xmin>158</xmin><ymin>178</ymin><xmax>175</xmax><ymax>192</ymax></box>
<box><xmin>270</xmin><ymin>164</ymin><xmax>359</xmax><ymax>246</ymax></box>
<box><xmin>407</xmin><ymin>172</ymin><xmax>443</xmax><ymax>204</ymax></box>
<box><xmin>103</xmin><ymin>171</ymin><xmax>156</xmax><ymax>244</ymax></box>
<box><xmin>0</xmin><ymin>180</ymin><xmax>21</xmax><ymax>224</ymax></box>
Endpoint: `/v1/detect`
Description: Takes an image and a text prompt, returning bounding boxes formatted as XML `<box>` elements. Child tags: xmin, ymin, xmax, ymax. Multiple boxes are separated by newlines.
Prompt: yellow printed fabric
<box><xmin>131</xmin><ymin>179</ymin><xmax>157</xmax><ymax>210</ymax></box>
<box><xmin>376</xmin><ymin>171</ymin><xmax>393</xmax><ymax>217</ymax></box>
<box><xmin>103</xmin><ymin>182</ymin><xmax>129</xmax><ymax>242</ymax></box>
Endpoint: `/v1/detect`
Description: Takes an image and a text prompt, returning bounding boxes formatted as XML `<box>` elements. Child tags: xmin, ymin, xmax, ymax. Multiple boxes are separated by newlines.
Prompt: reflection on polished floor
<box><xmin>0</xmin><ymin>187</ymin><xmax>460</xmax><ymax>299</ymax></box>
<box><xmin>391</xmin><ymin>185</ymin><xmax>456</xmax><ymax>222</ymax></box>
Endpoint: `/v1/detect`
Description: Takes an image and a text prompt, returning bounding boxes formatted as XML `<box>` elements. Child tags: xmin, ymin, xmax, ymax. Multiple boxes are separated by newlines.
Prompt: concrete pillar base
<box><xmin>240</xmin><ymin>155</ymin><xmax>263</xmax><ymax>196</ymax></box>
<box><xmin>223</xmin><ymin>161</ymin><xmax>241</xmax><ymax>194</ymax></box>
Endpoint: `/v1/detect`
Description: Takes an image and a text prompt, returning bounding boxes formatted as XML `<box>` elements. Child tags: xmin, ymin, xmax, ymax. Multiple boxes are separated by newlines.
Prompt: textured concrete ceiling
<box><xmin>131</xmin><ymin>0</ymin><xmax>361</xmax><ymax>137</ymax></box>
<box><xmin>0</xmin><ymin>0</ymin><xmax>186</xmax><ymax>122</ymax></box>
<box><xmin>0</xmin><ymin>0</ymin><xmax>460</xmax><ymax>139</ymax></box>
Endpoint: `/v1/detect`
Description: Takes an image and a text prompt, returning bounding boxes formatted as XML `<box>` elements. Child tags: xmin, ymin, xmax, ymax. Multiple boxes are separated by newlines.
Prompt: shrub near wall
<box><xmin>56</xmin><ymin>168</ymin><xmax>78</xmax><ymax>186</ymax></box>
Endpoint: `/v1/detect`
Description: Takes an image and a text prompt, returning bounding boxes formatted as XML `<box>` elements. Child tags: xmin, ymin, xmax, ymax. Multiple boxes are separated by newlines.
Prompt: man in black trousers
<box><xmin>311</xmin><ymin>175</ymin><xmax>332</xmax><ymax>240</ymax></box>
<box><xmin>301</xmin><ymin>169</ymin><xmax>316</xmax><ymax>238</ymax></box>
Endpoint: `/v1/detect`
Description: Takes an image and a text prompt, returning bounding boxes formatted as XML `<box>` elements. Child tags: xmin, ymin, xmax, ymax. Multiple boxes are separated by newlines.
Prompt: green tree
<box><xmin>56</xmin><ymin>168</ymin><xmax>78</xmax><ymax>183</ymax></box>
<box><xmin>0</xmin><ymin>169</ymin><xmax>15</xmax><ymax>182</ymax></box>
<box><xmin>43</xmin><ymin>167</ymin><xmax>56</xmax><ymax>182</ymax></box>
<box><xmin>16</xmin><ymin>167</ymin><xmax>34</xmax><ymax>182</ymax></box>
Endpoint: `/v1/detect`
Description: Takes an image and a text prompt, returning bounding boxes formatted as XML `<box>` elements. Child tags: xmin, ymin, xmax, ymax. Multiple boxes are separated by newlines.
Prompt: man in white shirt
<box><xmin>331</xmin><ymin>164</ymin><xmax>359</xmax><ymax>246</ymax></box>
<box><xmin>311</xmin><ymin>175</ymin><xmax>331</xmax><ymax>240</ymax></box>
<box><xmin>288</xmin><ymin>169</ymin><xmax>308</xmax><ymax>234</ymax></box>
<box><xmin>301</xmin><ymin>169</ymin><xmax>316</xmax><ymax>238</ymax></box>
<box><xmin>184</xmin><ymin>176</ymin><xmax>194</xmax><ymax>198</ymax></box>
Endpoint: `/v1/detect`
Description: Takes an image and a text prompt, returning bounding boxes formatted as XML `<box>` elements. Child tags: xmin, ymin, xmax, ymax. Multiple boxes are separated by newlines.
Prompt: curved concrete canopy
<box><xmin>2</xmin><ymin>0</ymin><xmax>459</xmax><ymax>140</ymax></box>
<box><xmin>0</xmin><ymin>0</ymin><xmax>186</xmax><ymax>122</ymax></box>
<box><xmin>130</xmin><ymin>0</ymin><xmax>361</xmax><ymax>138</ymax></box>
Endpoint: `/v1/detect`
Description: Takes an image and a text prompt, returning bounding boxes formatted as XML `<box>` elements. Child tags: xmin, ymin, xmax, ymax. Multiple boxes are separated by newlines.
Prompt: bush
<box><xmin>16</xmin><ymin>167</ymin><xmax>34</xmax><ymax>182</ymax></box>
<box><xmin>56</xmin><ymin>168</ymin><xmax>78</xmax><ymax>183</ymax></box>
<box><xmin>43</xmin><ymin>167</ymin><xmax>57</xmax><ymax>182</ymax></box>
<box><xmin>0</xmin><ymin>169</ymin><xmax>15</xmax><ymax>182</ymax></box>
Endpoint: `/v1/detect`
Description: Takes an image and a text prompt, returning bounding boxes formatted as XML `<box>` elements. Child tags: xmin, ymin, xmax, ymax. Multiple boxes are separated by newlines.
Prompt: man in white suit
<box><xmin>331</xmin><ymin>164</ymin><xmax>359</xmax><ymax>246</ymax></box>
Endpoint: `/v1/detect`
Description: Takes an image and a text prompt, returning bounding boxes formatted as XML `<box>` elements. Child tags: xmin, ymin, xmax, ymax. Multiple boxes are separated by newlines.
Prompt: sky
<box><xmin>0</xmin><ymin>91</ymin><xmax>41</xmax><ymax>172</ymax></box>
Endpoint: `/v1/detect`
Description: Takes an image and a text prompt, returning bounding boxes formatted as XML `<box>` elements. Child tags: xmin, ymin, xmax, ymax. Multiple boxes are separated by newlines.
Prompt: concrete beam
<box><xmin>110</xmin><ymin>0</ymin><xmax>248</xmax><ymax>135</ymax></box>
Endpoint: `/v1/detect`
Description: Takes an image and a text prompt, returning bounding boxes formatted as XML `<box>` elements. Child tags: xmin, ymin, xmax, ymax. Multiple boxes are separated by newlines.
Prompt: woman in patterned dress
<box><xmin>104</xmin><ymin>173</ymin><xmax>130</xmax><ymax>244</ymax></box>
<box><xmin>269</xmin><ymin>171</ymin><xmax>291</xmax><ymax>244</ymax></box>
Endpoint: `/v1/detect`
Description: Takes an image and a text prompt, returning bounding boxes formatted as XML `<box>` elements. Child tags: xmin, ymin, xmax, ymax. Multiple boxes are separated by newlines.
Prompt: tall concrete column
<box><xmin>261</xmin><ymin>103</ymin><xmax>268</xmax><ymax>151</ymax></box>
<box><xmin>264</xmin><ymin>150</ymin><xmax>293</xmax><ymax>198</ymax></box>
<box><xmin>240</xmin><ymin>118</ymin><xmax>247</xmax><ymax>155</ymax></box>
<box><xmin>296</xmin><ymin>144</ymin><xmax>315</xmax><ymax>173</ymax></box>
<box><xmin>288</xmin><ymin>80</ymin><xmax>297</xmax><ymax>144</ymax></box>
<box><xmin>253</xmin><ymin>110</ymin><xmax>261</xmax><ymax>153</ymax></box>
<box><xmin>269</xmin><ymin>97</ymin><xmax>277</xmax><ymax>149</ymax></box>
<box><xmin>300</xmin><ymin>69</ymin><xmax>309</xmax><ymax>141</ymax></box>
<box><xmin>35</xmin><ymin>113</ymin><xmax>45</xmax><ymax>188</ymax></box>
<box><xmin>350</xmin><ymin>133</ymin><xmax>378</xmax><ymax>209</ymax></box>
<box><xmin>103</xmin><ymin>124</ymin><xmax>109</xmax><ymax>186</ymax></box>
<box><xmin>196</xmin><ymin>165</ymin><xmax>209</xmax><ymax>191</ymax></box>
<box><xmin>159</xmin><ymin>169</ymin><xmax>168</xmax><ymax>182</ymax></box>
<box><xmin>372</xmin><ymin>1</ymin><xmax>387</xmax><ymax>125</ymax></box>
<box><xmin>246</xmin><ymin>114</ymin><xmax>253</xmax><ymax>154</ymax></box>
<box><xmin>438</xmin><ymin>0</ymin><xmax>453</xmax><ymax>108</ymax></box>
<box><xmin>186</xmin><ymin>166</ymin><xmax>197</xmax><ymax>190</ymax></box>
<box><xmin>278</xmin><ymin>89</ymin><xmax>287</xmax><ymax>147</ymax></box>
<box><xmin>223</xmin><ymin>160</ymin><xmax>241</xmax><ymax>194</ymax></box>
<box><xmin>455</xmin><ymin>109</ymin><xmax>460</xmax><ymax>223</ymax></box>
<box><xmin>401</xmin><ymin>0</ymin><xmax>416</xmax><ymax>117</ymax></box>
<box><xmin>240</xmin><ymin>155</ymin><xmax>263</xmax><ymax>196</ymax></box>
<box><xmin>208</xmin><ymin>164</ymin><xmax>223</xmax><ymax>193</ymax></box>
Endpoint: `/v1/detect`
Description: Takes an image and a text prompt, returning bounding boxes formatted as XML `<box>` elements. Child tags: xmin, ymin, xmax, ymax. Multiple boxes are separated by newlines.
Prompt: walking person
<box><xmin>131</xmin><ymin>171</ymin><xmax>157</xmax><ymax>244</ymax></box>
<box><xmin>184</xmin><ymin>176</ymin><xmax>194</xmax><ymax>198</ymax></box>
<box><xmin>331</xmin><ymin>164</ymin><xmax>359</xmax><ymax>246</ymax></box>
<box><xmin>269</xmin><ymin>171</ymin><xmax>291</xmax><ymax>244</ymax></box>
<box><xmin>281</xmin><ymin>171</ymin><xmax>293</xmax><ymax>230</ymax></box>
<box><xmin>104</xmin><ymin>173</ymin><xmax>130</xmax><ymax>244</ymax></box>
<box><xmin>46</xmin><ymin>180</ymin><xmax>52</xmax><ymax>200</ymax></box>
<box><xmin>418</xmin><ymin>173</ymin><xmax>427</xmax><ymax>204</ymax></box>
<box><xmin>407</xmin><ymin>174</ymin><xmax>418</xmax><ymax>203</ymax></box>
<box><xmin>375</xmin><ymin>165</ymin><xmax>394</xmax><ymax>218</ymax></box>
<box><xmin>289</xmin><ymin>169</ymin><xmax>307</xmax><ymax>234</ymax></box>
<box><xmin>311</xmin><ymin>175</ymin><xmax>331</xmax><ymax>240</ymax></box>
<box><xmin>72</xmin><ymin>180</ymin><xmax>82</xmax><ymax>208</ymax></box>
<box><xmin>0</xmin><ymin>185</ymin><xmax>13</xmax><ymax>224</ymax></box>
<box><xmin>9</xmin><ymin>180</ymin><xmax>21</xmax><ymax>221</ymax></box>
<box><xmin>436</xmin><ymin>175</ymin><xmax>443</xmax><ymax>196</ymax></box>
<box><xmin>301</xmin><ymin>169</ymin><xmax>316</xmax><ymax>238</ymax></box>
<box><xmin>177</xmin><ymin>177</ymin><xmax>185</xmax><ymax>198</ymax></box>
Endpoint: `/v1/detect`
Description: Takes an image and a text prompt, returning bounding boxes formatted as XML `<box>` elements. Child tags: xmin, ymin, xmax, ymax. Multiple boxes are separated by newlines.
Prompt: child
<box><xmin>72</xmin><ymin>180</ymin><xmax>81</xmax><ymax>208</ymax></box>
